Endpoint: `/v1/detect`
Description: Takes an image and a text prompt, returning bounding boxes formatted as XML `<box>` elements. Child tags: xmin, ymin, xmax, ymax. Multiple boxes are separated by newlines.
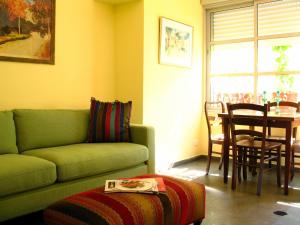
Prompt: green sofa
<box><xmin>0</xmin><ymin>109</ymin><xmax>155</xmax><ymax>222</ymax></box>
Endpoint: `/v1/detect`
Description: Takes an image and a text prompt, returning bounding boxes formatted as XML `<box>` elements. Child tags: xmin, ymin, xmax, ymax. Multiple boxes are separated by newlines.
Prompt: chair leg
<box><xmin>206</xmin><ymin>142</ymin><xmax>213</xmax><ymax>175</ymax></box>
<box><xmin>249</xmin><ymin>148</ymin><xmax>253</xmax><ymax>172</ymax></box>
<box><xmin>268</xmin><ymin>149</ymin><xmax>272</xmax><ymax>168</ymax></box>
<box><xmin>243</xmin><ymin>147</ymin><xmax>248</xmax><ymax>180</ymax></box>
<box><xmin>256</xmin><ymin>152</ymin><xmax>265</xmax><ymax>196</ymax></box>
<box><xmin>276</xmin><ymin>147</ymin><xmax>281</xmax><ymax>187</ymax></box>
<box><xmin>231</xmin><ymin>147</ymin><xmax>237</xmax><ymax>191</ymax></box>
<box><xmin>218</xmin><ymin>145</ymin><xmax>224</xmax><ymax>170</ymax></box>
<box><xmin>238</xmin><ymin>147</ymin><xmax>242</xmax><ymax>183</ymax></box>
<box><xmin>291</xmin><ymin>148</ymin><xmax>295</xmax><ymax>181</ymax></box>
<box><xmin>252</xmin><ymin>148</ymin><xmax>258</xmax><ymax>177</ymax></box>
<box><xmin>257</xmin><ymin>169</ymin><xmax>263</xmax><ymax>196</ymax></box>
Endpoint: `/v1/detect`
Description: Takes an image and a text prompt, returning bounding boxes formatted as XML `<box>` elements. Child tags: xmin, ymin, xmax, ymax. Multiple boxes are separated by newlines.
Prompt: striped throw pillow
<box><xmin>88</xmin><ymin>98</ymin><xmax>132</xmax><ymax>142</ymax></box>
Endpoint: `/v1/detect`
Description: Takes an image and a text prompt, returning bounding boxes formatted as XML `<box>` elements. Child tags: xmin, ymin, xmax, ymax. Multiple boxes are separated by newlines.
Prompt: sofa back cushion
<box><xmin>0</xmin><ymin>111</ymin><xmax>18</xmax><ymax>154</ymax></box>
<box><xmin>14</xmin><ymin>109</ymin><xmax>90</xmax><ymax>152</ymax></box>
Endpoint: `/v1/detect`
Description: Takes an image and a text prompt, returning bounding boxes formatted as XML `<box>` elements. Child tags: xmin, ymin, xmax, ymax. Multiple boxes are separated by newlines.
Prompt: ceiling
<box><xmin>98</xmin><ymin>0</ymin><xmax>137</xmax><ymax>5</ymax></box>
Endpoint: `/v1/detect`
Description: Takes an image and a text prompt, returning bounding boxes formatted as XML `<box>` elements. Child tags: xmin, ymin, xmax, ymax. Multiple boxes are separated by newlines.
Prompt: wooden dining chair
<box><xmin>227</xmin><ymin>103</ymin><xmax>282</xmax><ymax>196</ymax></box>
<box><xmin>204</xmin><ymin>101</ymin><xmax>225</xmax><ymax>175</ymax></box>
<box><xmin>290</xmin><ymin>140</ymin><xmax>300</xmax><ymax>180</ymax></box>
<box><xmin>267</xmin><ymin>101</ymin><xmax>300</xmax><ymax>142</ymax></box>
<box><xmin>267</xmin><ymin>101</ymin><xmax>300</xmax><ymax>177</ymax></box>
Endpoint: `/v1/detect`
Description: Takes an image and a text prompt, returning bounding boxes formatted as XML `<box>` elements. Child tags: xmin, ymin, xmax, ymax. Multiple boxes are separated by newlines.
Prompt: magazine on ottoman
<box><xmin>104</xmin><ymin>177</ymin><xmax>166</xmax><ymax>194</ymax></box>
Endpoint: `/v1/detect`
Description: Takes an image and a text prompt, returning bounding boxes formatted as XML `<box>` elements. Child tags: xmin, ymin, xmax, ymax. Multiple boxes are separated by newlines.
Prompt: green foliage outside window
<box><xmin>272</xmin><ymin>45</ymin><xmax>294</xmax><ymax>92</ymax></box>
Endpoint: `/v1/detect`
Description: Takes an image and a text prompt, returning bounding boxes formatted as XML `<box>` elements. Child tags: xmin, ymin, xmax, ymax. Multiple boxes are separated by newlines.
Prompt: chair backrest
<box><xmin>267</xmin><ymin>101</ymin><xmax>300</xmax><ymax>137</ymax></box>
<box><xmin>267</xmin><ymin>101</ymin><xmax>300</xmax><ymax>112</ymax></box>
<box><xmin>227</xmin><ymin>103</ymin><xmax>268</xmax><ymax>149</ymax></box>
<box><xmin>204</xmin><ymin>101</ymin><xmax>225</xmax><ymax>139</ymax></box>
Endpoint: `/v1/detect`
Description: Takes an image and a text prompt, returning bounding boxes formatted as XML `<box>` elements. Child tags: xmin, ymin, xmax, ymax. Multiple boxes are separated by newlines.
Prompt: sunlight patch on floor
<box><xmin>160</xmin><ymin>167</ymin><xmax>206</xmax><ymax>180</ymax></box>
<box><xmin>277</xmin><ymin>201</ymin><xmax>300</xmax><ymax>208</ymax></box>
<box><xmin>289</xmin><ymin>185</ymin><xmax>300</xmax><ymax>191</ymax></box>
<box><xmin>205</xmin><ymin>186</ymin><xmax>224</xmax><ymax>194</ymax></box>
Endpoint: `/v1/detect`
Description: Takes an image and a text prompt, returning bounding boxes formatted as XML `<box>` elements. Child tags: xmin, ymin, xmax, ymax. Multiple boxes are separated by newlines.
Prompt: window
<box><xmin>207</xmin><ymin>0</ymin><xmax>300</xmax><ymax>104</ymax></box>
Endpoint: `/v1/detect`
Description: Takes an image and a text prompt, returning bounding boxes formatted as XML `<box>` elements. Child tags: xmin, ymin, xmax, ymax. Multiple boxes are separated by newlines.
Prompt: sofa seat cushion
<box><xmin>0</xmin><ymin>154</ymin><xmax>57</xmax><ymax>197</ymax></box>
<box><xmin>23</xmin><ymin>143</ymin><xmax>149</xmax><ymax>182</ymax></box>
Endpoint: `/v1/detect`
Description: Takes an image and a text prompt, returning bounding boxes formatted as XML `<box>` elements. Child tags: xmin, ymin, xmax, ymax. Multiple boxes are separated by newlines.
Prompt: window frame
<box><xmin>205</xmin><ymin>0</ymin><xmax>300</xmax><ymax>103</ymax></box>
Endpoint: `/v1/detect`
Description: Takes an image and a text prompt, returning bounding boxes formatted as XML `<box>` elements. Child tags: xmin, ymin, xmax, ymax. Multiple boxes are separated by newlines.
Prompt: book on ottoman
<box><xmin>104</xmin><ymin>177</ymin><xmax>166</xmax><ymax>194</ymax></box>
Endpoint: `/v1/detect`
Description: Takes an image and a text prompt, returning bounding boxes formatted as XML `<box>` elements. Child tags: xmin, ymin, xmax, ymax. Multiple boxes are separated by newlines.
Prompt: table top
<box><xmin>218</xmin><ymin>111</ymin><xmax>300</xmax><ymax>121</ymax></box>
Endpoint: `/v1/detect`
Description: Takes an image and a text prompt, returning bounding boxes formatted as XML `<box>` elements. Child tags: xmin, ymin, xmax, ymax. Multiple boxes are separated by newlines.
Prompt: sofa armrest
<box><xmin>130</xmin><ymin>124</ymin><xmax>155</xmax><ymax>173</ymax></box>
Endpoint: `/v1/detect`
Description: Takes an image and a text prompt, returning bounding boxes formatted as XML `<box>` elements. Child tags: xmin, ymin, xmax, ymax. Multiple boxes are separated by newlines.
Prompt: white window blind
<box><xmin>202</xmin><ymin>0</ymin><xmax>253</xmax><ymax>9</ymax></box>
<box><xmin>212</xmin><ymin>6</ymin><xmax>254</xmax><ymax>41</ymax></box>
<box><xmin>258</xmin><ymin>0</ymin><xmax>300</xmax><ymax>36</ymax></box>
<box><xmin>207</xmin><ymin>0</ymin><xmax>300</xmax><ymax>103</ymax></box>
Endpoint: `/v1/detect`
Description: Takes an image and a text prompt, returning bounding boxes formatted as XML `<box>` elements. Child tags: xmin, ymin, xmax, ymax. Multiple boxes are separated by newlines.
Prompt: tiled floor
<box><xmin>2</xmin><ymin>158</ymin><xmax>300</xmax><ymax>225</ymax></box>
<box><xmin>163</xmin><ymin>158</ymin><xmax>300</xmax><ymax>225</ymax></box>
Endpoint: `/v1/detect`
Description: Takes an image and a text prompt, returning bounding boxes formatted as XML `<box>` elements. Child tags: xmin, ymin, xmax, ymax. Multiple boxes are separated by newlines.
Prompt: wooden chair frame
<box><xmin>227</xmin><ymin>103</ymin><xmax>282</xmax><ymax>196</ymax></box>
<box><xmin>204</xmin><ymin>101</ymin><xmax>225</xmax><ymax>175</ymax></box>
<box><xmin>267</xmin><ymin>101</ymin><xmax>300</xmax><ymax>179</ymax></box>
<box><xmin>267</xmin><ymin>101</ymin><xmax>300</xmax><ymax>141</ymax></box>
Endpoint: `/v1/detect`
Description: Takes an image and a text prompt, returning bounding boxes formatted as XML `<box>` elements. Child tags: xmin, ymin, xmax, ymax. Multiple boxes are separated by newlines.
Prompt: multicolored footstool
<box><xmin>44</xmin><ymin>174</ymin><xmax>205</xmax><ymax>225</ymax></box>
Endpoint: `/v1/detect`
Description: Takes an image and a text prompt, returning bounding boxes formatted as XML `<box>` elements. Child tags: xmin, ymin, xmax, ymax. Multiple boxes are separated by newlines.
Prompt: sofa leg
<box><xmin>193</xmin><ymin>220</ymin><xmax>202</xmax><ymax>225</ymax></box>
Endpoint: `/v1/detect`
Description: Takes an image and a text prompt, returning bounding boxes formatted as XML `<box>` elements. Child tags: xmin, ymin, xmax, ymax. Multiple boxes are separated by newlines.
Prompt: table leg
<box><xmin>284</xmin><ymin>123</ymin><xmax>292</xmax><ymax>195</ymax></box>
<box><xmin>223</xmin><ymin>118</ymin><xmax>230</xmax><ymax>183</ymax></box>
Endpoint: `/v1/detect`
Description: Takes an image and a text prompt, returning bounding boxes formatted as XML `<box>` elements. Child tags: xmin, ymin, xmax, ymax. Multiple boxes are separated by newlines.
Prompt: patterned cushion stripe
<box><xmin>163</xmin><ymin>184</ymin><xmax>181</xmax><ymax>225</ymax></box>
<box><xmin>44</xmin><ymin>175</ymin><xmax>205</xmax><ymax>225</ymax></box>
<box><xmin>138</xmin><ymin>174</ymin><xmax>205</xmax><ymax>225</ymax></box>
<box><xmin>88</xmin><ymin>98</ymin><xmax>132</xmax><ymax>143</ymax></box>
<box><xmin>47</xmin><ymin>201</ymin><xmax>107</xmax><ymax>225</ymax></box>
<box><xmin>70</xmin><ymin>195</ymin><xmax>123</xmax><ymax>225</ymax></box>
<box><xmin>85</xmin><ymin>192</ymin><xmax>136</xmax><ymax>225</ymax></box>
<box><xmin>166</xmin><ymin>179</ymin><xmax>191</xmax><ymax>225</ymax></box>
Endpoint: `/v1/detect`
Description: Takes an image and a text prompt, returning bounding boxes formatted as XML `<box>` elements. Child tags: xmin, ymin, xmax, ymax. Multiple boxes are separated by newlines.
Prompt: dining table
<box><xmin>218</xmin><ymin>110</ymin><xmax>300</xmax><ymax>195</ymax></box>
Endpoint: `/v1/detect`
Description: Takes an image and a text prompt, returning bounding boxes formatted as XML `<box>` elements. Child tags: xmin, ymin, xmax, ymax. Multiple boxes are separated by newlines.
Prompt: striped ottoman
<box><xmin>44</xmin><ymin>174</ymin><xmax>205</xmax><ymax>225</ymax></box>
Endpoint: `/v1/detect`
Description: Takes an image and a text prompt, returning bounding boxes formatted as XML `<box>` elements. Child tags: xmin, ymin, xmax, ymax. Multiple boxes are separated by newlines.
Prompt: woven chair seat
<box><xmin>237</xmin><ymin>139</ymin><xmax>282</xmax><ymax>149</ymax></box>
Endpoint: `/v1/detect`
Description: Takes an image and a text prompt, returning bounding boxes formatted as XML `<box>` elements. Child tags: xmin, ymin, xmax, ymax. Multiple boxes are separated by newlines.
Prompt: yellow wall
<box><xmin>0</xmin><ymin>0</ymin><xmax>115</xmax><ymax>110</ymax></box>
<box><xmin>0</xmin><ymin>0</ymin><xmax>206</xmax><ymax>170</ymax></box>
<box><xmin>93</xmin><ymin>1</ymin><xmax>116</xmax><ymax>102</ymax></box>
<box><xmin>115</xmin><ymin>1</ymin><xmax>144</xmax><ymax>123</ymax></box>
<box><xmin>143</xmin><ymin>0</ymin><xmax>204</xmax><ymax>171</ymax></box>
<box><xmin>199</xmin><ymin>6</ymin><xmax>209</xmax><ymax>156</ymax></box>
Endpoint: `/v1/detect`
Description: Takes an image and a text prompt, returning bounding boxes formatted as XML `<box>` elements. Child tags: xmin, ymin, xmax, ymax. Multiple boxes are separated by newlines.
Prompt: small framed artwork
<box><xmin>159</xmin><ymin>17</ymin><xmax>193</xmax><ymax>67</ymax></box>
<box><xmin>0</xmin><ymin>0</ymin><xmax>55</xmax><ymax>64</ymax></box>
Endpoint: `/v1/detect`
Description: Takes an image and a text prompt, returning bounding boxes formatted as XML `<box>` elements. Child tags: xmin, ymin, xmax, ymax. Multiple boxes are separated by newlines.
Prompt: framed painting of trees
<box><xmin>0</xmin><ymin>0</ymin><xmax>55</xmax><ymax>64</ymax></box>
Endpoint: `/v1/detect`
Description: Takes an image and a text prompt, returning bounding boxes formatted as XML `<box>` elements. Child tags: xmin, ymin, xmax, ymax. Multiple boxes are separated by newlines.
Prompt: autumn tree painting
<box><xmin>0</xmin><ymin>0</ymin><xmax>55</xmax><ymax>64</ymax></box>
